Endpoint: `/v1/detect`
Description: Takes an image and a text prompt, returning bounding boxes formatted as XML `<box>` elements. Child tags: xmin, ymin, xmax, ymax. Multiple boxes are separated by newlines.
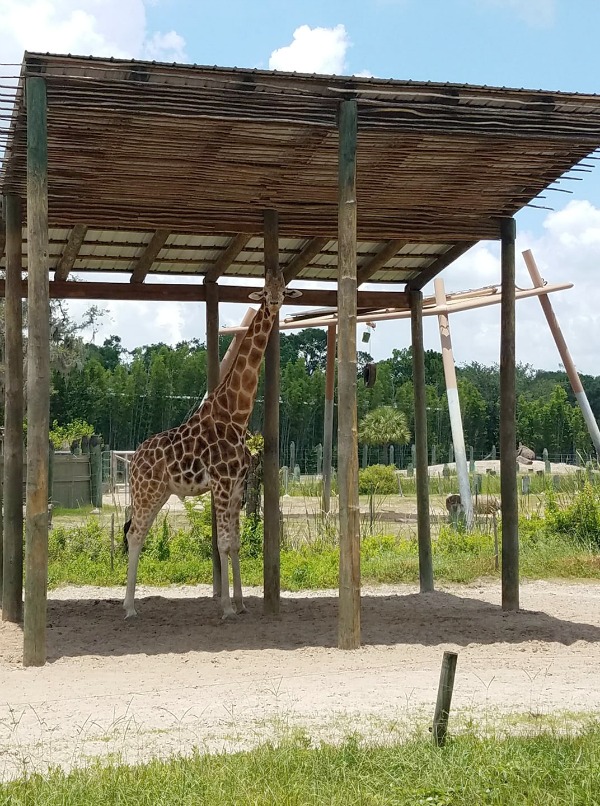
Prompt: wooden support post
<box><xmin>89</xmin><ymin>436</ymin><xmax>103</xmax><ymax>509</ymax></box>
<box><xmin>337</xmin><ymin>99</ymin><xmax>361</xmax><ymax>649</ymax></box>
<box><xmin>500</xmin><ymin>218</ymin><xmax>519</xmax><ymax>611</ymax></box>
<box><xmin>434</xmin><ymin>278</ymin><xmax>473</xmax><ymax>528</ymax></box>
<box><xmin>322</xmin><ymin>324</ymin><xmax>336</xmax><ymax>514</ymax></box>
<box><xmin>411</xmin><ymin>290</ymin><xmax>434</xmax><ymax>592</ymax></box>
<box><xmin>23</xmin><ymin>75</ymin><xmax>50</xmax><ymax>667</ymax></box>
<box><xmin>523</xmin><ymin>249</ymin><xmax>600</xmax><ymax>456</ymax></box>
<box><xmin>204</xmin><ymin>278</ymin><xmax>221</xmax><ymax>598</ymax></box>
<box><xmin>432</xmin><ymin>651</ymin><xmax>458</xmax><ymax>747</ymax></box>
<box><xmin>263</xmin><ymin>209</ymin><xmax>281</xmax><ymax>615</ymax></box>
<box><xmin>2</xmin><ymin>194</ymin><xmax>24</xmax><ymax>623</ymax></box>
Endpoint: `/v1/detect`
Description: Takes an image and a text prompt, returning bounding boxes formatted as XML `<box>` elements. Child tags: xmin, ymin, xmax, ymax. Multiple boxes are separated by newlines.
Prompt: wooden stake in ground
<box><xmin>432</xmin><ymin>651</ymin><xmax>458</xmax><ymax>747</ymax></box>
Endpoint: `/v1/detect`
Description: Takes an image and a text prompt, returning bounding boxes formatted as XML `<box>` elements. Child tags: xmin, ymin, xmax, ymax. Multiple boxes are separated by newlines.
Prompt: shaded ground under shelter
<box><xmin>2</xmin><ymin>52</ymin><xmax>600</xmax><ymax>665</ymax></box>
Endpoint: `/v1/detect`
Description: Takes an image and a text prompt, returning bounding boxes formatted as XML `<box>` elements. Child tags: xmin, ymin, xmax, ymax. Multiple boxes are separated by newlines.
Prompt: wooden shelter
<box><xmin>2</xmin><ymin>52</ymin><xmax>600</xmax><ymax>665</ymax></box>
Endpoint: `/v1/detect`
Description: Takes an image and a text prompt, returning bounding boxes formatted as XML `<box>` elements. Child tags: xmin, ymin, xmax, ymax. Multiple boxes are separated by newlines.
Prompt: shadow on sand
<box><xmin>34</xmin><ymin>588</ymin><xmax>600</xmax><ymax>662</ymax></box>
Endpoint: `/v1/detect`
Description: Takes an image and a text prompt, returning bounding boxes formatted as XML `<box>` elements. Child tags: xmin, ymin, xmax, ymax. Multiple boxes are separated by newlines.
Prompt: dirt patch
<box><xmin>1</xmin><ymin>580</ymin><xmax>600</xmax><ymax>779</ymax></box>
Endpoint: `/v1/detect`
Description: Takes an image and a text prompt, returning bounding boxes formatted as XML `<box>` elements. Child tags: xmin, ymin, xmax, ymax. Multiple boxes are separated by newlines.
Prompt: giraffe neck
<box><xmin>203</xmin><ymin>299</ymin><xmax>279</xmax><ymax>428</ymax></box>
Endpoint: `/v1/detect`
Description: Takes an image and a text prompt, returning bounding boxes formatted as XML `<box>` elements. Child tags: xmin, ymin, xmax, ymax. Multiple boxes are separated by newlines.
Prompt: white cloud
<box><xmin>0</xmin><ymin>0</ymin><xmax>186</xmax><ymax>64</ymax></box>
<box><xmin>269</xmin><ymin>24</ymin><xmax>350</xmax><ymax>74</ymax></box>
<box><xmin>476</xmin><ymin>0</ymin><xmax>557</xmax><ymax>28</ymax></box>
<box><xmin>143</xmin><ymin>30</ymin><xmax>187</xmax><ymax>63</ymax></box>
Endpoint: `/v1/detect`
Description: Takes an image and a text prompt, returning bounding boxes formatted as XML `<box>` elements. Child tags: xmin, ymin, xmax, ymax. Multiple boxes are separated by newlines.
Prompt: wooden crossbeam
<box><xmin>0</xmin><ymin>278</ymin><xmax>410</xmax><ymax>309</ymax></box>
<box><xmin>407</xmin><ymin>242</ymin><xmax>476</xmax><ymax>290</ymax></box>
<box><xmin>130</xmin><ymin>228</ymin><xmax>170</xmax><ymax>283</ymax></box>
<box><xmin>356</xmin><ymin>239</ymin><xmax>407</xmax><ymax>285</ymax></box>
<box><xmin>54</xmin><ymin>224</ymin><xmax>87</xmax><ymax>281</ymax></box>
<box><xmin>283</xmin><ymin>237</ymin><xmax>329</xmax><ymax>284</ymax></box>
<box><xmin>204</xmin><ymin>233</ymin><xmax>251</xmax><ymax>282</ymax></box>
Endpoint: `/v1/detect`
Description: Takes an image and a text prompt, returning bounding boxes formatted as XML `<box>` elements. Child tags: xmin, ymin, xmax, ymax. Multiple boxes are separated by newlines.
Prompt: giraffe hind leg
<box><xmin>123</xmin><ymin>491</ymin><xmax>169</xmax><ymax>618</ymax></box>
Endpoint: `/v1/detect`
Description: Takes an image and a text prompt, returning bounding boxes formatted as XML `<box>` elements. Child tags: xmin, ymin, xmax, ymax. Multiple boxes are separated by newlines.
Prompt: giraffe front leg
<box><xmin>219</xmin><ymin>549</ymin><xmax>237</xmax><ymax>621</ymax></box>
<box><xmin>231</xmin><ymin>551</ymin><xmax>247</xmax><ymax>614</ymax></box>
<box><xmin>123</xmin><ymin>537</ymin><xmax>143</xmax><ymax>618</ymax></box>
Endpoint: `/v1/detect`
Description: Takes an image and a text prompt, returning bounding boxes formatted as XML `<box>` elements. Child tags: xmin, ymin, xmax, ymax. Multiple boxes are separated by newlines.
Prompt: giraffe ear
<box><xmin>285</xmin><ymin>289</ymin><xmax>303</xmax><ymax>299</ymax></box>
<box><xmin>248</xmin><ymin>290</ymin><xmax>265</xmax><ymax>301</ymax></box>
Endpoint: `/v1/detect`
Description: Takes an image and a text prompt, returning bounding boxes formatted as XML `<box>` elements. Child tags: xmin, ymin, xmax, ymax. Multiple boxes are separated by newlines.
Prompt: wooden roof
<box><xmin>2</xmin><ymin>52</ymin><xmax>600</xmax><ymax>290</ymax></box>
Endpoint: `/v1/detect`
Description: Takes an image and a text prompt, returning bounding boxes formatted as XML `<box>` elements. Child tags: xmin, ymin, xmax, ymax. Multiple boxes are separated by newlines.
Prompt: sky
<box><xmin>2</xmin><ymin>0</ymin><xmax>600</xmax><ymax>375</ymax></box>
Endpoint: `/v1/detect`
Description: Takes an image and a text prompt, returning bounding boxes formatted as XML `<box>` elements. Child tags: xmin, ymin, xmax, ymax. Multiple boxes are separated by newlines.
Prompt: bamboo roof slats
<box><xmin>2</xmin><ymin>52</ymin><xmax>600</xmax><ymax>292</ymax></box>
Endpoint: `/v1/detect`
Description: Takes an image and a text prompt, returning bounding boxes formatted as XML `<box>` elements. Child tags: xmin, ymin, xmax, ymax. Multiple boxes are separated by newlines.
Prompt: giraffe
<box><xmin>123</xmin><ymin>268</ymin><xmax>295</xmax><ymax>620</ymax></box>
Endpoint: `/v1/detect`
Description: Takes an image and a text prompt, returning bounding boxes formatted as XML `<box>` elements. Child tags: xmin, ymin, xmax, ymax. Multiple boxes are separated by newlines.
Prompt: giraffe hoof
<box><xmin>124</xmin><ymin>608</ymin><xmax>138</xmax><ymax>619</ymax></box>
<box><xmin>235</xmin><ymin>604</ymin><xmax>248</xmax><ymax>615</ymax></box>
<box><xmin>221</xmin><ymin>610</ymin><xmax>238</xmax><ymax>622</ymax></box>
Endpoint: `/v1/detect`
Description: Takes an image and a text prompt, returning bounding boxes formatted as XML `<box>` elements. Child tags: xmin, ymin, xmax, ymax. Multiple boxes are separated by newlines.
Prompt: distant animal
<box><xmin>445</xmin><ymin>493</ymin><xmax>463</xmax><ymax>515</ymax></box>
<box><xmin>516</xmin><ymin>442</ymin><xmax>536</xmax><ymax>465</ymax></box>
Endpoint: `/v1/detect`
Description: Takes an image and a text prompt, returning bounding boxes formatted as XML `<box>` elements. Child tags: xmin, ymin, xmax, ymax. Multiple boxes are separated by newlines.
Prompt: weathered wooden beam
<box><xmin>263</xmin><ymin>209</ymin><xmax>281</xmax><ymax>616</ymax></box>
<box><xmin>500</xmin><ymin>217</ymin><xmax>519</xmax><ymax>611</ymax></box>
<box><xmin>2</xmin><ymin>194</ymin><xmax>24</xmax><ymax>623</ymax></box>
<box><xmin>283</xmin><ymin>237</ymin><xmax>329</xmax><ymax>284</ymax></box>
<box><xmin>24</xmin><ymin>75</ymin><xmax>50</xmax><ymax>667</ymax></box>
<box><xmin>54</xmin><ymin>224</ymin><xmax>87</xmax><ymax>281</ymax></box>
<box><xmin>204</xmin><ymin>233</ymin><xmax>251</xmax><ymax>282</ymax></box>
<box><xmin>407</xmin><ymin>242</ymin><xmax>477</xmax><ymax>290</ymax></box>
<box><xmin>0</xmin><ymin>279</ymin><xmax>410</xmax><ymax>309</ymax></box>
<box><xmin>129</xmin><ymin>228</ymin><xmax>170</xmax><ymax>283</ymax></box>
<box><xmin>204</xmin><ymin>279</ymin><xmax>221</xmax><ymax>599</ymax></box>
<box><xmin>337</xmin><ymin>99</ymin><xmax>361</xmax><ymax>651</ymax></box>
<box><xmin>411</xmin><ymin>289</ymin><xmax>434</xmax><ymax>593</ymax></box>
<box><xmin>356</xmin><ymin>239</ymin><xmax>407</xmax><ymax>285</ymax></box>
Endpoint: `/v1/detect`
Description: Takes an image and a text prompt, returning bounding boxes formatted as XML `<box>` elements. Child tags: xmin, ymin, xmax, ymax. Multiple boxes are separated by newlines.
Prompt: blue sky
<box><xmin>2</xmin><ymin>0</ymin><xmax>600</xmax><ymax>374</ymax></box>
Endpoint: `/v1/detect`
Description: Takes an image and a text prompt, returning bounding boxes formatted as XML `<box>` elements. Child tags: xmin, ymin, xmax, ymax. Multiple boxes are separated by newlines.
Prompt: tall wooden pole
<box><xmin>322</xmin><ymin>324</ymin><xmax>336</xmax><ymax>514</ymax></box>
<box><xmin>204</xmin><ymin>278</ymin><xmax>221</xmax><ymax>598</ymax></box>
<box><xmin>500</xmin><ymin>218</ymin><xmax>519</xmax><ymax>611</ymax></box>
<box><xmin>23</xmin><ymin>75</ymin><xmax>50</xmax><ymax>666</ymax></box>
<box><xmin>523</xmin><ymin>249</ymin><xmax>600</xmax><ymax>457</ymax></box>
<box><xmin>337</xmin><ymin>99</ymin><xmax>361</xmax><ymax>649</ymax></box>
<box><xmin>411</xmin><ymin>290</ymin><xmax>434</xmax><ymax>592</ymax></box>
<box><xmin>263</xmin><ymin>209</ymin><xmax>280</xmax><ymax>615</ymax></box>
<box><xmin>434</xmin><ymin>278</ymin><xmax>473</xmax><ymax>528</ymax></box>
<box><xmin>2</xmin><ymin>194</ymin><xmax>24</xmax><ymax>623</ymax></box>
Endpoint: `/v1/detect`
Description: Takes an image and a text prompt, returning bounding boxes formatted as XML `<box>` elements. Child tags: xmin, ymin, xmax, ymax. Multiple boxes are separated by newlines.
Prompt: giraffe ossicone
<box><xmin>122</xmin><ymin>268</ymin><xmax>287</xmax><ymax>620</ymax></box>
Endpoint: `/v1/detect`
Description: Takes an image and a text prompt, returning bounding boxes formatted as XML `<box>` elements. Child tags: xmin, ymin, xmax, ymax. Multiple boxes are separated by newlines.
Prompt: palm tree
<box><xmin>359</xmin><ymin>406</ymin><xmax>410</xmax><ymax>463</ymax></box>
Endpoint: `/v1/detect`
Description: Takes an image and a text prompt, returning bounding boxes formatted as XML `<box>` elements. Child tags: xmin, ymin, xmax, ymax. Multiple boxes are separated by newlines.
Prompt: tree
<box><xmin>359</xmin><ymin>406</ymin><xmax>410</xmax><ymax>463</ymax></box>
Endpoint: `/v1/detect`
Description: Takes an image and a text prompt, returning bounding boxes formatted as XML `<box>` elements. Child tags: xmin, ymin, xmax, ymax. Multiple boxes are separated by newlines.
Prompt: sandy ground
<box><xmin>1</xmin><ymin>579</ymin><xmax>600</xmax><ymax>780</ymax></box>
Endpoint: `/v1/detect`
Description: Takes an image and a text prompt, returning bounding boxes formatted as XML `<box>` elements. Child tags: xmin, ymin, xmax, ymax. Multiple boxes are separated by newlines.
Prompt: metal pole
<box><xmin>322</xmin><ymin>324</ymin><xmax>336</xmax><ymax>514</ymax></box>
<box><xmin>434</xmin><ymin>278</ymin><xmax>473</xmax><ymax>528</ymax></box>
<box><xmin>205</xmin><ymin>278</ymin><xmax>221</xmax><ymax>599</ymax></box>
<box><xmin>23</xmin><ymin>76</ymin><xmax>50</xmax><ymax>666</ymax></box>
<box><xmin>337</xmin><ymin>99</ymin><xmax>361</xmax><ymax>649</ymax></box>
<box><xmin>2</xmin><ymin>194</ymin><xmax>24</xmax><ymax>623</ymax></box>
<box><xmin>411</xmin><ymin>290</ymin><xmax>434</xmax><ymax>592</ymax></box>
<box><xmin>500</xmin><ymin>218</ymin><xmax>519</xmax><ymax>611</ymax></box>
<box><xmin>522</xmin><ymin>249</ymin><xmax>600</xmax><ymax>456</ymax></box>
<box><xmin>263</xmin><ymin>209</ymin><xmax>281</xmax><ymax>615</ymax></box>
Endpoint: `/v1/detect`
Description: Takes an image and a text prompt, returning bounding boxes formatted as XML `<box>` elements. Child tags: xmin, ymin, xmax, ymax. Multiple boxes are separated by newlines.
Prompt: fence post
<box><xmin>90</xmin><ymin>435</ymin><xmax>103</xmax><ymax>509</ymax></box>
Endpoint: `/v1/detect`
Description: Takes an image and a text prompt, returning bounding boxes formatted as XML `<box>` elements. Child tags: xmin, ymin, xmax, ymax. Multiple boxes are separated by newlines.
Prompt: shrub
<box><xmin>545</xmin><ymin>482</ymin><xmax>600</xmax><ymax>548</ymax></box>
<box><xmin>359</xmin><ymin>464</ymin><xmax>398</xmax><ymax>495</ymax></box>
<box><xmin>435</xmin><ymin>524</ymin><xmax>493</xmax><ymax>555</ymax></box>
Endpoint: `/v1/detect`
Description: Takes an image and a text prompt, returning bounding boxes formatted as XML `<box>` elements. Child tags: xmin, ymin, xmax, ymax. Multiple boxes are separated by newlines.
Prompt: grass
<box><xmin>2</xmin><ymin>724</ymin><xmax>600</xmax><ymax>805</ymax></box>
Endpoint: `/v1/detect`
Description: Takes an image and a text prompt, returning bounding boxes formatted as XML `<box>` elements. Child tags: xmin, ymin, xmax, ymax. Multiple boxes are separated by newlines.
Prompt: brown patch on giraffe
<box><xmin>248</xmin><ymin>347</ymin><xmax>263</xmax><ymax>365</ymax></box>
<box><xmin>238</xmin><ymin>391</ymin><xmax>252</xmax><ymax>412</ymax></box>
<box><xmin>254</xmin><ymin>334</ymin><xmax>267</xmax><ymax>350</ymax></box>
<box><xmin>229</xmin><ymin>370</ymin><xmax>242</xmax><ymax>392</ymax></box>
<box><xmin>241</xmin><ymin>367</ymin><xmax>254</xmax><ymax>388</ymax></box>
<box><xmin>226</xmin><ymin>388</ymin><xmax>238</xmax><ymax>411</ymax></box>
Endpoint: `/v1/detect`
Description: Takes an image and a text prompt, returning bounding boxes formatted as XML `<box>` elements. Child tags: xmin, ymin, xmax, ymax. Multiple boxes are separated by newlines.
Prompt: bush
<box><xmin>545</xmin><ymin>482</ymin><xmax>600</xmax><ymax>548</ymax></box>
<box><xmin>359</xmin><ymin>464</ymin><xmax>398</xmax><ymax>495</ymax></box>
<box><xmin>435</xmin><ymin>524</ymin><xmax>494</xmax><ymax>555</ymax></box>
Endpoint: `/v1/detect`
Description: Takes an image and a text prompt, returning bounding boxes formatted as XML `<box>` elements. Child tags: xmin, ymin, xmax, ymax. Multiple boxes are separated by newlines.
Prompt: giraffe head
<box><xmin>248</xmin><ymin>272</ymin><xmax>301</xmax><ymax>311</ymax></box>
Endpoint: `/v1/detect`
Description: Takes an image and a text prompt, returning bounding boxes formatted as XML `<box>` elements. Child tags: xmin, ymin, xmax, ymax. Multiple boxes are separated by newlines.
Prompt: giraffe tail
<box><xmin>123</xmin><ymin>518</ymin><xmax>132</xmax><ymax>554</ymax></box>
